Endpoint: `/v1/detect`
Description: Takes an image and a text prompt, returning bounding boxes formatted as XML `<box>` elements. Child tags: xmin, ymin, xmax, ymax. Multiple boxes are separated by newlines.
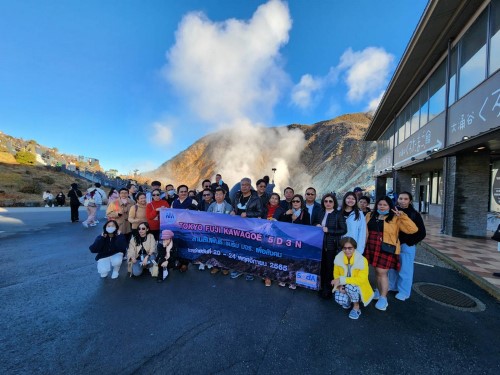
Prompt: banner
<box><xmin>160</xmin><ymin>209</ymin><xmax>323</xmax><ymax>289</ymax></box>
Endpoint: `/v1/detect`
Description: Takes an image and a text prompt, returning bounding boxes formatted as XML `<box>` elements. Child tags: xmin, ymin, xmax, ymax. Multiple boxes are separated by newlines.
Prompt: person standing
<box><xmin>364</xmin><ymin>196</ymin><xmax>418</xmax><ymax>311</ymax></box>
<box><xmin>210</xmin><ymin>173</ymin><xmax>230</xmax><ymax>195</ymax></box>
<box><xmin>304</xmin><ymin>187</ymin><xmax>321</xmax><ymax>225</ymax></box>
<box><xmin>106</xmin><ymin>188</ymin><xmax>134</xmax><ymax>243</ymax></box>
<box><xmin>88</xmin><ymin>183</ymin><xmax>106</xmax><ymax>222</ymax></box>
<box><xmin>68</xmin><ymin>183</ymin><xmax>82</xmax><ymax>223</ymax></box>
<box><xmin>231</xmin><ymin>177</ymin><xmax>262</xmax><ymax>281</ymax></box>
<box><xmin>280</xmin><ymin>187</ymin><xmax>294</xmax><ymax>211</ymax></box>
<box><xmin>82</xmin><ymin>189</ymin><xmax>102</xmax><ymax>228</ymax></box>
<box><xmin>388</xmin><ymin>191</ymin><xmax>426</xmax><ymax>301</ymax></box>
<box><xmin>315</xmin><ymin>193</ymin><xmax>347</xmax><ymax>299</ymax></box>
<box><xmin>340</xmin><ymin>192</ymin><xmax>367</xmax><ymax>254</ymax></box>
<box><xmin>128</xmin><ymin>192</ymin><xmax>148</xmax><ymax>237</ymax></box>
<box><xmin>256</xmin><ymin>179</ymin><xmax>270</xmax><ymax>213</ymax></box>
<box><xmin>146</xmin><ymin>188</ymin><xmax>170</xmax><ymax>240</ymax></box>
<box><xmin>198</xmin><ymin>189</ymin><xmax>214</xmax><ymax>212</ymax></box>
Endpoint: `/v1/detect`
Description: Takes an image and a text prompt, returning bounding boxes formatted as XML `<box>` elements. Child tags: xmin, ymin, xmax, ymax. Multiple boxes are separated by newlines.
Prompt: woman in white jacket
<box><xmin>340</xmin><ymin>192</ymin><xmax>367</xmax><ymax>254</ymax></box>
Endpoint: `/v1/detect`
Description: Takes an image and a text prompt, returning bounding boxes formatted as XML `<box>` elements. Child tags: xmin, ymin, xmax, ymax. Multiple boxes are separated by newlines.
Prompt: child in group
<box><xmin>331</xmin><ymin>236</ymin><xmax>374</xmax><ymax>320</ymax></box>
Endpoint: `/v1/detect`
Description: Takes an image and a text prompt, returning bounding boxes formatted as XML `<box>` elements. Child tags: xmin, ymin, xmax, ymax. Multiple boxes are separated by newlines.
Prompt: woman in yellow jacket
<box><xmin>331</xmin><ymin>237</ymin><xmax>373</xmax><ymax>320</ymax></box>
<box><xmin>365</xmin><ymin>196</ymin><xmax>418</xmax><ymax>311</ymax></box>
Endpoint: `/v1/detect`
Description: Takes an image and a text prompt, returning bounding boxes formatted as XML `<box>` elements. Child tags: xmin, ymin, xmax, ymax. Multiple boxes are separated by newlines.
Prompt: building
<box><xmin>364</xmin><ymin>0</ymin><xmax>500</xmax><ymax>238</ymax></box>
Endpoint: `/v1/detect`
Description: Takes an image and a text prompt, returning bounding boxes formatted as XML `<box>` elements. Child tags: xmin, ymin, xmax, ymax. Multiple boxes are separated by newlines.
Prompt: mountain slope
<box><xmin>148</xmin><ymin>113</ymin><xmax>376</xmax><ymax>195</ymax></box>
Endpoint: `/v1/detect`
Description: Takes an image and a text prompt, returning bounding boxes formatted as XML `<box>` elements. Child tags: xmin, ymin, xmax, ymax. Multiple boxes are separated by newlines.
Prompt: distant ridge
<box><xmin>147</xmin><ymin>112</ymin><xmax>376</xmax><ymax>195</ymax></box>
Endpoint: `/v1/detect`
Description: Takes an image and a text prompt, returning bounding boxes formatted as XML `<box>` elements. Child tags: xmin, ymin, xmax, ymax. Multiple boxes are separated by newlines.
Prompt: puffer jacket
<box><xmin>232</xmin><ymin>190</ymin><xmax>263</xmax><ymax>218</ymax></box>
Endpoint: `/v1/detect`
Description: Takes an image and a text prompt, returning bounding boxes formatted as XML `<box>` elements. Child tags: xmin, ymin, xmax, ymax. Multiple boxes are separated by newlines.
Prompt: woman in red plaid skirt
<box><xmin>364</xmin><ymin>196</ymin><xmax>418</xmax><ymax>311</ymax></box>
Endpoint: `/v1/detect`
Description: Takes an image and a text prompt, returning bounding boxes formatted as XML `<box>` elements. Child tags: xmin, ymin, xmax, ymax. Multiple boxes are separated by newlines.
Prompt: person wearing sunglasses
<box><xmin>304</xmin><ymin>187</ymin><xmax>321</xmax><ymax>225</ymax></box>
<box><xmin>315</xmin><ymin>193</ymin><xmax>347</xmax><ymax>299</ymax></box>
<box><xmin>146</xmin><ymin>181</ymin><xmax>165</xmax><ymax>203</ymax></box>
<box><xmin>278</xmin><ymin>194</ymin><xmax>311</xmax><ymax>290</ymax></box>
<box><xmin>146</xmin><ymin>188</ymin><xmax>170</xmax><ymax>240</ymax></box>
<box><xmin>196</xmin><ymin>179</ymin><xmax>212</xmax><ymax>204</ymax></box>
<box><xmin>331</xmin><ymin>237</ymin><xmax>374</xmax><ymax>320</ymax></box>
<box><xmin>127</xmin><ymin>222</ymin><xmax>158</xmax><ymax>278</ymax></box>
<box><xmin>199</xmin><ymin>188</ymin><xmax>215</xmax><ymax>212</ymax></box>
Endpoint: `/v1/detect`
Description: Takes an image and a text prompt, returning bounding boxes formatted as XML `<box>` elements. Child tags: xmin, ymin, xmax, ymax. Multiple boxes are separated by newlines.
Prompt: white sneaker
<box><xmin>95</xmin><ymin>220</ymin><xmax>99</xmax><ymax>224</ymax></box>
<box><xmin>198</xmin><ymin>264</ymin><xmax>205</xmax><ymax>271</ymax></box>
<box><xmin>82</xmin><ymin>222</ymin><xmax>89</xmax><ymax>228</ymax></box>
<box><xmin>45</xmin><ymin>205</ymin><xmax>49</xmax><ymax>207</ymax></box>
<box><xmin>111</xmin><ymin>270</ymin><xmax>119</xmax><ymax>279</ymax></box>
<box><xmin>89</xmin><ymin>223</ymin><xmax>97</xmax><ymax>227</ymax></box>
<box><xmin>163</xmin><ymin>269</ymin><xmax>169</xmax><ymax>280</ymax></box>
<box><xmin>100</xmin><ymin>272</ymin><xmax>108</xmax><ymax>278</ymax></box>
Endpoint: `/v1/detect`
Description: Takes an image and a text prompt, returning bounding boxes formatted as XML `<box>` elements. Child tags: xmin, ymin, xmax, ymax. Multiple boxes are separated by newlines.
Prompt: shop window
<box><xmin>410</xmin><ymin>95</ymin><xmax>420</xmax><ymax>135</ymax></box>
<box><xmin>459</xmin><ymin>10</ymin><xmax>487</xmax><ymax>98</ymax></box>
<box><xmin>448</xmin><ymin>46</ymin><xmax>458</xmax><ymax>106</ymax></box>
<box><xmin>490</xmin><ymin>0</ymin><xmax>500</xmax><ymax>75</ymax></box>
<box><xmin>428</xmin><ymin>61</ymin><xmax>446</xmax><ymax>120</ymax></box>
<box><xmin>419</xmin><ymin>82</ymin><xmax>429</xmax><ymax>126</ymax></box>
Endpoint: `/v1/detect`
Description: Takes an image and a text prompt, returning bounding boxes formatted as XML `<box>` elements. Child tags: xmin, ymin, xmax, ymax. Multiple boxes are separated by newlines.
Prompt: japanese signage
<box><xmin>393</xmin><ymin>113</ymin><xmax>445</xmax><ymax>168</ymax></box>
<box><xmin>448</xmin><ymin>70</ymin><xmax>500</xmax><ymax>145</ymax></box>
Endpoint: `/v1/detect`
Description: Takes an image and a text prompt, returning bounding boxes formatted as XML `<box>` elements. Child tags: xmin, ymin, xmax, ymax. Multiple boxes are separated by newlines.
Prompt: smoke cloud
<box><xmin>161</xmin><ymin>0</ymin><xmax>312</xmax><ymax>191</ymax></box>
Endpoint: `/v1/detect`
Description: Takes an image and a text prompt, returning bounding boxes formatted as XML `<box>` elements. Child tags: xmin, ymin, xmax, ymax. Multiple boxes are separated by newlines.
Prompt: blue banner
<box><xmin>160</xmin><ymin>209</ymin><xmax>323</xmax><ymax>289</ymax></box>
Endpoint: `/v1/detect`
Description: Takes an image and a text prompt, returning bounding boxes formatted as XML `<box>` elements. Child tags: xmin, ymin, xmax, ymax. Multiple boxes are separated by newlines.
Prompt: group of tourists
<box><xmin>85</xmin><ymin>173</ymin><xmax>426</xmax><ymax>320</ymax></box>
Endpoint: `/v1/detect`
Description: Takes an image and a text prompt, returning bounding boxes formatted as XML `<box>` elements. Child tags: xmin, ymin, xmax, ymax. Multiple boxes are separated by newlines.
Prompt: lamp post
<box><xmin>272</xmin><ymin>168</ymin><xmax>277</xmax><ymax>184</ymax></box>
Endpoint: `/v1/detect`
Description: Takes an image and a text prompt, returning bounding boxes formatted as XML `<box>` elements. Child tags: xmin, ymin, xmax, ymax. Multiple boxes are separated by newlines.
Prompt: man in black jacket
<box><xmin>304</xmin><ymin>187</ymin><xmax>322</xmax><ymax>225</ymax></box>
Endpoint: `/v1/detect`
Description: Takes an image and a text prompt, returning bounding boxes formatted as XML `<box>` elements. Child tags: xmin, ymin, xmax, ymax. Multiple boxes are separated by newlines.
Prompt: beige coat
<box><xmin>128</xmin><ymin>203</ymin><xmax>148</xmax><ymax>230</ymax></box>
<box><xmin>106</xmin><ymin>198</ymin><xmax>134</xmax><ymax>234</ymax></box>
<box><xmin>127</xmin><ymin>233</ymin><xmax>157</xmax><ymax>275</ymax></box>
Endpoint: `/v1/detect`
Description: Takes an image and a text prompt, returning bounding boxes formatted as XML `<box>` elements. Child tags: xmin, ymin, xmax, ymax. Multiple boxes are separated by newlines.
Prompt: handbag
<box><xmin>376</xmin><ymin>216</ymin><xmax>397</xmax><ymax>254</ymax></box>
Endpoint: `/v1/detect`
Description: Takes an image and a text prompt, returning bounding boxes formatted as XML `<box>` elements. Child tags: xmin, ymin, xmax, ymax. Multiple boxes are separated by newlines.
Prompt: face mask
<box><xmin>106</xmin><ymin>227</ymin><xmax>116</xmax><ymax>234</ymax></box>
<box><xmin>168</xmin><ymin>190</ymin><xmax>175</xmax><ymax>196</ymax></box>
<box><xmin>377</xmin><ymin>209</ymin><xmax>390</xmax><ymax>215</ymax></box>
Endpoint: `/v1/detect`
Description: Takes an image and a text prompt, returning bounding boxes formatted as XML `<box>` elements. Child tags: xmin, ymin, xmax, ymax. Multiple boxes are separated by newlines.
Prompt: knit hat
<box><xmin>160</xmin><ymin>230</ymin><xmax>174</xmax><ymax>240</ymax></box>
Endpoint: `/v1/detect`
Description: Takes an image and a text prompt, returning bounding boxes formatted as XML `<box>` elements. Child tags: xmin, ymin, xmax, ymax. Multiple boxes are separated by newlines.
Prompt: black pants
<box><xmin>320</xmin><ymin>248</ymin><xmax>336</xmax><ymax>296</ymax></box>
<box><xmin>70</xmin><ymin>203</ymin><xmax>80</xmax><ymax>222</ymax></box>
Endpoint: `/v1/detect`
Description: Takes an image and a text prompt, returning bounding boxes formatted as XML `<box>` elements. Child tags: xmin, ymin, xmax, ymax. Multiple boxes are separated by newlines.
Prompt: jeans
<box><xmin>388</xmin><ymin>243</ymin><xmax>415</xmax><ymax>298</ymax></box>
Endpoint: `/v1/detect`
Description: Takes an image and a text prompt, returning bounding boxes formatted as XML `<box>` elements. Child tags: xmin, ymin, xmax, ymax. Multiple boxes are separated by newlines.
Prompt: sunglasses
<box><xmin>306</xmin><ymin>193</ymin><xmax>315</xmax><ymax>195</ymax></box>
<box><xmin>292</xmin><ymin>200</ymin><xmax>301</xmax><ymax>203</ymax></box>
<box><xmin>324</xmin><ymin>200</ymin><xmax>334</xmax><ymax>203</ymax></box>
<box><xmin>203</xmin><ymin>194</ymin><xmax>211</xmax><ymax>197</ymax></box>
<box><xmin>152</xmin><ymin>194</ymin><xmax>160</xmax><ymax>196</ymax></box>
<box><xmin>342</xmin><ymin>246</ymin><xmax>355</xmax><ymax>250</ymax></box>
<box><xmin>138</xmin><ymin>227</ymin><xmax>147</xmax><ymax>230</ymax></box>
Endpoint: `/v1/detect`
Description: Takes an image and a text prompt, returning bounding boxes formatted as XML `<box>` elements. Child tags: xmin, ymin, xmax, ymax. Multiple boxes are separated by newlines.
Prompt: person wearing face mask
<box><xmin>164</xmin><ymin>184</ymin><xmax>178</xmax><ymax>206</ymax></box>
<box><xmin>340</xmin><ymin>192</ymin><xmax>367</xmax><ymax>254</ymax></box>
<box><xmin>364</xmin><ymin>196</ymin><xmax>418</xmax><ymax>311</ymax></box>
<box><xmin>89</xmin><ymin>220</ymin><xmax>127</xmax><ymax>279</ymax></box>
<box><xmin>106</xmin><ymin>188</ymin><xmax>134</xmax><ymax>243</ymax></box>
<box><xmin>388</xmin><ymin>191</ymin><xmax>426</xmax><ymax>301</ymax></box>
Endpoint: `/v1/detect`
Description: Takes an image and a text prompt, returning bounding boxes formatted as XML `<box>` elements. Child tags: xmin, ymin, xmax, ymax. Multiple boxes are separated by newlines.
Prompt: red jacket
<box><xmin>146</xmin><ymin>200</ymin><xmax>170</xmax><ymax>230</ymax></box>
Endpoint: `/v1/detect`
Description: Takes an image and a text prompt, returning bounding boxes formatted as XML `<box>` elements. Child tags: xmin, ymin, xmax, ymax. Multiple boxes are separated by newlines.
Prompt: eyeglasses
<box><xmin>138</xmin><ymin>227</ymin><xmax>147</xmax><ymax>230</ymax></box>
<box><xmin>324</xmin><ymin>200</ymin><xmax>334</xmax><ymax>203</ymax></box>
<box><xmin>291</xmin><ymin>200</ymin><xmax>301</xmax><ymax>203</ymax></box>
<box><xmin>342</xmin><ymin>246</ymin><xmax>355</xmax><ymax>250</ymax></box>
<box><xmin>152</xmin><ymin>194</ymin><xmax>160</xmax><ymax>196</ymax></box>
<box><xmin>306</xmin><ymin>193</ymin><xmax>315</xmax><ymax>195</ymax></box>
<box><xmin>203</xmin><ymin>194</ymin><xmax>211</xmax><ymax>197</ymax></box>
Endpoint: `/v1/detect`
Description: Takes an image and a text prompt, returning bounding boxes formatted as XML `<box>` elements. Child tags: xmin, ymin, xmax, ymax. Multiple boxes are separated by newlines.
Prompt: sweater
<box><xmin>146</xmin><ymin>200</ymin><xmax>170</xmax><ymax>231</ymax></box>
<box><xmin>397</xmin><ymin>206</ymin><xmax>426</xmax><ymax>246</ymax></box>
<box><xmin>128</xmin><ymin>203</ymin><xmax>148</xmax><ymax>229</ymax></box>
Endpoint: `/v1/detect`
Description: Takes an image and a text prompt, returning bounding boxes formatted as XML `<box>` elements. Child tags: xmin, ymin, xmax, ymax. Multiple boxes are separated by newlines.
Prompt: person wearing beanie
<box><xmin>156</xmin><ymin>229</ymin><xmax>179</xmax><ymax>282</ymax></box>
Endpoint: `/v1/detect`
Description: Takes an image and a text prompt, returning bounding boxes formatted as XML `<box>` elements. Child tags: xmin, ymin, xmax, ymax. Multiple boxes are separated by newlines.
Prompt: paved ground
<box><xmin>0</xmin><ymin>208</ymin><xmax>499</xmax><ymax>375</ymax></box>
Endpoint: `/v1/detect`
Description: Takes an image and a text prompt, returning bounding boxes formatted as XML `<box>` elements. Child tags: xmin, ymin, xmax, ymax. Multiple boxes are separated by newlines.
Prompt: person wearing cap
<box><xmin>353</xmin><ymin>187</ymin><xmax>364</xmax><ymax>201</ymax></box>
<box><xmin>156</xmin><ymin>229</ymin><xmax>178</xmax><ymax>282</ymax></box>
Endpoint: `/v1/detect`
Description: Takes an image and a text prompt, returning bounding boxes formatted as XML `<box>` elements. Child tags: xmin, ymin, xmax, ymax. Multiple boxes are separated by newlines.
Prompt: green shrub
<box><xmin>20</xmin><ymin>181</ymin><xmax>43</xmax><ymax>194</ymax></box>
<box><xmin>15</xmin><ymin>151</ymin><xmax>36</xmax><ymax>165</ymax></box>
<box><xmin>39</xmin><ymin>175</ymin><xmax>55</xmax><ymax>184</ymax></box>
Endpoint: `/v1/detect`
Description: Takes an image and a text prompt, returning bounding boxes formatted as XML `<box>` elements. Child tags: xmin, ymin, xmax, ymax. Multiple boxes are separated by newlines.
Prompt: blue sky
<box><xmin>0</xmin><ymin>0</ymin><xmax>428</xmax><ymax>174</ymax></box>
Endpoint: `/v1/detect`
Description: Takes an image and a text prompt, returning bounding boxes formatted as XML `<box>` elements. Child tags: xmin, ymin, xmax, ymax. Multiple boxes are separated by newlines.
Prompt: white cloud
<box><xmin>162</xmin><ymin>0</ymin><xmax>292</xmax><ymax>126</ymax></box>
<box><xmin>150</xmin><ymin>122</ymin><xmax>173</xmax><ymax>146</ymax></box>
<box><xmin>338</xmin><ymin>47</ymin><xmax>393</xmax><ymax>102</ymax></box>
<box><xmin>291</xmin><ymin>74</ymin><xmax>324</xmax><ymax>109</ymax></box>
<box><xmin>292</xmin><ymin>46</ymin><xmax>393</xmax><ymax>111</ymax></box>
<box><xmin>366</xmin><ymin>90</ymin><xmax>385</xmax><ymax>113</ymax></box>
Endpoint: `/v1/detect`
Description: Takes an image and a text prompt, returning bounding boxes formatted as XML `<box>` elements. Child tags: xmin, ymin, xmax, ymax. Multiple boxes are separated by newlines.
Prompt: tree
<box><xmin>15</xmin><ymin>150</ymin><xmax>36</xmax><ymax>165</ymax></box>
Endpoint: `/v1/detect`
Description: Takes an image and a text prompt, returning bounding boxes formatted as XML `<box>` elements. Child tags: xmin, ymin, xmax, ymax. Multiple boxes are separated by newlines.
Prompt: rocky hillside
<box><xmin>147</xmin><ymin>113</ymin><xmax>376</xmax><ymax>196</ymax></box>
